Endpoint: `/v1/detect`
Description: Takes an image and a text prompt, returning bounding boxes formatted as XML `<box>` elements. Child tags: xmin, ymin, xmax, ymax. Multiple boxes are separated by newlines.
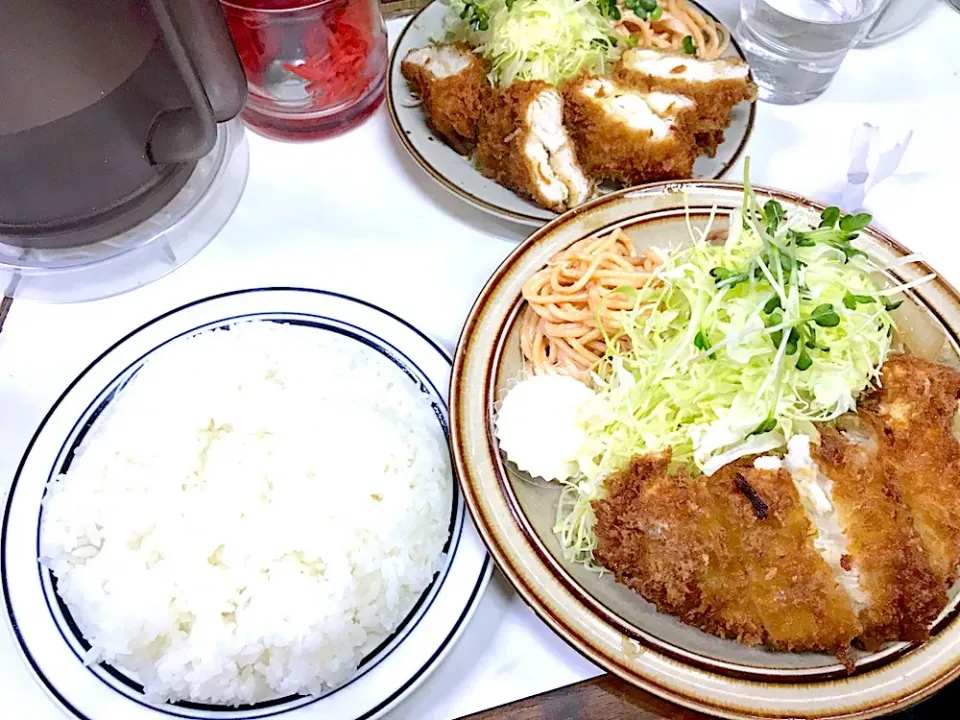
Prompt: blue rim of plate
<box><xmin>2</xmin><ymin>287</ymin><xmax>492</xmax><ymax>720</ymax></box>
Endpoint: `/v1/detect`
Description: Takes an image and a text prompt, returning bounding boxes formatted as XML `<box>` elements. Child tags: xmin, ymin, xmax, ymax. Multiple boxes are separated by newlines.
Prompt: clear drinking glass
<box><xmin>736</xmin><ymin>0</ymin><xmax>890</xmax><ymax>105</ymax></box>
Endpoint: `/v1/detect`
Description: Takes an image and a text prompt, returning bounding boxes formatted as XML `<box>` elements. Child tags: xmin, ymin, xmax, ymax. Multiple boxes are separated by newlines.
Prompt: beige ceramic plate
<box><xmin>387</xmin><ymin>2</ymin><xmax>757</xmax><ymax>227</ymax></box>
<box><xmin>450</xmin><ymin>181</ymin><xmax>960</xmax><ymax>719</ymax></box>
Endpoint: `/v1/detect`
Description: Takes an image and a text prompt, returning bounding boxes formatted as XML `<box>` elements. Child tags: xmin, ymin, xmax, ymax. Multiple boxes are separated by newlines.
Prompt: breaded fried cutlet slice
<box><xmin>711</xmin><ymin>462</ymin><xmax>861</xmax><ymax>665</ymax></box>
<box><xmin>615</xmin><ymin>49</ymin><xmax>756</xmax><ymax>157</ymax></box>
<box><xmin>476</xmin><ymin>81</ymin><xmax>592</xmax><ymax>212</ymax></box>
<box><xmin>401</xmin><ymin>43</ymin><xmax>487</xmax><ymax>155</ymax></box>
<box><xmin>592</xmin><ymin>452</ymin><xmax>765</xmax><ymax>645</ymax></box>
<box><xmin>861</xmin><ymin>355</ymin><xmax>960</xmax><ymax>589</ymax></box>
<box><xmin>593</xmin><ymin>453</ymin><xmax>861</xmax><ymax>665</ymax></box>
<box><xmin>813</xmin><ymin>424</ymin><xmax>944</xmax><ymax>648</ymax></box>
<box><xmin>562</xmin><ymin>76</ymin><xmax>699</xmax><ymax>187</ymax></box>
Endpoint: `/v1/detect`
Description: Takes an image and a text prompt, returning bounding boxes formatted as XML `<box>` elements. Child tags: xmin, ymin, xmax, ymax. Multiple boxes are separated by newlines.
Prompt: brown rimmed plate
<box><xmin>450</xmin><ymin>181</ymin><xmax>960</xmax><ymax>718</ymax></box>
<box><xmin>387</xmin><ymin>2</ymin><xmax>757</xmax><ymax>227</ymax></box>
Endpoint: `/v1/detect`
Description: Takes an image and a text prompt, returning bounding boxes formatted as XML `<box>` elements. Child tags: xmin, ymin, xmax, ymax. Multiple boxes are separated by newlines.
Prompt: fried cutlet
<box><xmin>401</xmin><ymin>43</ymin><xmax>487</xmax><ymax>155</ymax></box>
<box><xmin>562</xmin><ymin>76</ymin><xmax>699</xmax><ymax>186</ymax></box>
<box><xmin>587</xmin><ymin>354</ymin><xmax>960</xmax><ymax>666</ymax></box>
<box><xmin>593</xmin><ymin>453</ymin><xmax>861</xmax><ymax>666</ymax></box>
<box><xmin>476</xmin><ymin>81</ymin><xmax>592</xmax><ymax>212</ymax></box>
<box><xmin>711</xmin><ymin>461</ymin><xmax>861</xmax><ymax>664</ymax></box>
<box><xmin>861</xmin><ymin>355</ymin><xmax>960</xmax><ymax>590</ymax></box>
<box><xmin>813</xmin><ymin>424</ymin><xmax>944</xmax><ymax>648</ymax></box>
<box><xmin>615</xmin><ymin>49</ymin><xmax>756</xmax><ymax>157</ymax></box>
<box><xmin>592</xmin><ymin>452</ymin><xmax>765</xmax><ymax>645</ymax></box>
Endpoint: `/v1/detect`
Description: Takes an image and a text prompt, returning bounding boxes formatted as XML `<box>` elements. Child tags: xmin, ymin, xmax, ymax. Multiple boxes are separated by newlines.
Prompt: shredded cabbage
<box><xmin>554</xmin><ymin>174</ymin><xmax>933</xmax><ymax>565</ymax></box>
<box><xmin>444</xmin><ymin>0</ymin><xmax>619</xmax><ymax>87</ymax></box>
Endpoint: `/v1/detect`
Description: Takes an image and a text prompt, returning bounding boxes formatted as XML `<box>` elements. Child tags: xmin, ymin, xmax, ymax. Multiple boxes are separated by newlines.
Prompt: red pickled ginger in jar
<box><xmin>220</xmin><ymin>0</ymin><xmax>387</xmax><ymax>141</ymax></box>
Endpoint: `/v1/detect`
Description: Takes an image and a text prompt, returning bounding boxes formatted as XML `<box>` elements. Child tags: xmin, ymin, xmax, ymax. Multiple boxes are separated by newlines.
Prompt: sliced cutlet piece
<box><xmin>860</xmin><ymin>354</ymin><xmax>960</xmax><ymax>590</ymax></box>
<box><xmin>401</xmin><ymin>43</ymin><xmax>487</xmax><ymax>155</ymax></box>
<box><xmin>592</xmin><ymin>451</ymin><xmax>766</xmax><ymax>645</ymax></box>
<box><xmin>779</xmin><ymin>437</ymin><xmax>867</xmax><ymax>614</ymax></box>
<box><xmin>562</xmin><ymin>75</ymin><xmax>699</xmax><ymax>186</ymax></box>
<box><xmin>615</xmin><ymin>49</ymin><xmax>755</xmax><ymax>156</ymax></box>
<box><xmin>711</xmin><ymin>461</ymin><xmax>862</xmax><ymax>667</ymax></box>
<box><xmin>594</xmin><ymin>453</ymin><xmax>861</xmax><ymax>665</ymax></box>
<box><xmin>476</xmin><ymin>81</ymin><xmax>592</xmax><ymax>212</ymax></box>
<box><xmin>811</xmin><ymin>424</ymin><xmax>944</xmax><ymax>648</ymax></box>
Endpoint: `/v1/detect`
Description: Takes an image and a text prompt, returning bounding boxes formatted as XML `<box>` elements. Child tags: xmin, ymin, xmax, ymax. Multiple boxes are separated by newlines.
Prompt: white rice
<box><xmin>39</xmin><ymin>321</ymin><xmax>452</xmax><ymax>705</ymax></box>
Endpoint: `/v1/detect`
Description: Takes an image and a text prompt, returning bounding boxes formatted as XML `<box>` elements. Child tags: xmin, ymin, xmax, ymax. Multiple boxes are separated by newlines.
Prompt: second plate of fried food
<box><xmin>388</xmin><ymin>0</ymin><xmax>757</xmax><ymax>225</ymax></box>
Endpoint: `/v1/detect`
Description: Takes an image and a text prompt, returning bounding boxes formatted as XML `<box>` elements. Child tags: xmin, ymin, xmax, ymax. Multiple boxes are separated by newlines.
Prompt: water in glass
<box><xmin>737</xmin><ymin>0</ymin><xmax>887</xmax><ymax>104</ymax></box>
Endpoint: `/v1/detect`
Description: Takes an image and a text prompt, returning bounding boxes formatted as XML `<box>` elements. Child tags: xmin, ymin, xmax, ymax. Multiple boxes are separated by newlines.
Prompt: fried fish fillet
<box><xmin>861</xmin><ymin>355</ymin><xmax>960</xmax><ymax>590</ymax></box>
<box><xmin>615</xmin><ymin>49</ymin><xmax>756</xmax><ymax>156</ymax></box>
<box><xmin>562</xmin><ymin>75</ymin><xmax>699</xmax><ymax>186</ymax></box>
<box><xmin>401</xmin><ymin>44</ymin><xmax>487</xmax><ymax>155</ymax></box>
<box><xmin>813</xmin><ymin>424</ymin><xmax>944</xmax><ymax>648</ymax></box>
<box><xmin>476</xmin><ymin>81</ymin><xmax>592</xmax><ymax>212</ymax></box>
<box><xmin>593</xmin><ymin>452</ymin><xmax>861</xmax><ymax>665</ymax></box>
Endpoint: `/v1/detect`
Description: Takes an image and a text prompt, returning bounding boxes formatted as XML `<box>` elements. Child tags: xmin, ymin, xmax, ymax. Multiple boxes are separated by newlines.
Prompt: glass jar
<box><xmin>220</xmin><ymin>0</ymin><xmax>387</xmax><ymax>141</ymax></box>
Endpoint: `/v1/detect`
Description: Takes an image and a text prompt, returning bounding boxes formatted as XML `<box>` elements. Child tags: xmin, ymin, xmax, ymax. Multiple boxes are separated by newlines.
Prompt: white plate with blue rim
<box><xmin>1</xmin><ymin>287</ymin><xmax>491</xmax><ymax>720</ymax></box>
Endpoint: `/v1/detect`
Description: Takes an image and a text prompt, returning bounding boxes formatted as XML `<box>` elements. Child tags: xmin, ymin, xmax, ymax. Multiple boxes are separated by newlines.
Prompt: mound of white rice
<box><xmin>39</xmin><ymin>322</ymin><xmax>452</xmax><ymax>705</ymax></box>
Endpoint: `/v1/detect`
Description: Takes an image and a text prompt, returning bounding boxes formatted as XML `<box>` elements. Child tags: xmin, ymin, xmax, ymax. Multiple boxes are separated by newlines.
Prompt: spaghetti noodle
<box><xmin>520</xmin><ymin>228</ymin><xmax>662</xmax><ymax>377</ymax></box>
<box><xmin>615</xmin><ymin>0</ymin><xmax>730</xmax><ymax>61</ymax></box>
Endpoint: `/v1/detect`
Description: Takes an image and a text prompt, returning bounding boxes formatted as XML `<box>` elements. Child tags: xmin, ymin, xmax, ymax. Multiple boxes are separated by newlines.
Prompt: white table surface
<box><xmin>2</xmin><ymin>3</ymin><xmax>960</xmax><ymax>718</ymax></box>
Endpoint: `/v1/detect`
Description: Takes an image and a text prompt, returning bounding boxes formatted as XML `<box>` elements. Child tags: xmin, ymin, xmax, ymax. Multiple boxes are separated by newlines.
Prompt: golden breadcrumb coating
<box><xmin>814</xmin><ymin>424</ymin><xmax>944</xmax><ymax>649</ymax></box>
<box><xmin>562</xmin><ymin>75</ymin><xmax>699</xmax><ymax>186</ymax></box>
<box><xmin>475</xmin><ymin>80</ymin><xmax>589</xmax><ymax>212</ymax></box>
<box><xmin>614</xmin><ymin>51</ymin><xmax>756</xmax><ymax>157</ymax></box>
<box><xmin>592</xmin><ymin>452</ymin><xmax>766</xmax><ymax>646</ymax></box>
<box><xmin>401</xmin><ymin>43</ymin><xmax>487</xmax><ymax>155</ymax></box>
<box><xmin>593</xmin><ymin>452</ymin><xmax>861</xmax><ymax>668</ymax></box>
<box><xmin>711</xmin><ymin>461</ymin><xmax>861</xmax><ymax>667</ymax></box>
<box><xmin>861</xmin><ymin>355</ymin><xmax>960</xmax><ymax>590</ymax></box>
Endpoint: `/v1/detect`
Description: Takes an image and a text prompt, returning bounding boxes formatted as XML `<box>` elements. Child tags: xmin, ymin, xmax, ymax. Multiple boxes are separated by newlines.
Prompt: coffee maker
<box><xmin>0</xmin><ymin>0</ymin><xmax>250</xmax><ymax>301</ymax></box>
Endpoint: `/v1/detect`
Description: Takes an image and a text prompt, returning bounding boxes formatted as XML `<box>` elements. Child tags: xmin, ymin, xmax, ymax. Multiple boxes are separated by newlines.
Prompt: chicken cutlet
<box><xmin>593</xmin><ymin>452</ymin><xmax>861</xmax><ymax>666</ymax></box>
<box><xmin>590</xmin><ymin>355</ymin><xmax>960</xmax><ymax>665</ymax></box>
<box><xmin>562</xmin><ymin>76</ymin><xmax>699</xmax><ymax>187</ymax></box>
<box><xmin>710</xmin><ymin>460</ymin><xmax>861</xmax><ymax>664</ymax></box>
<box><xmin>592</xmin><ymin>452</ymin><xmax>765</xmax><ymax>646</ymax></box>
<box><xmin>476</xmin><ymin>81</ymin><xmax>592</xmax><ymax>212</ymax></box>
<box><xmin>861</xmin><ymin>355</ymin><xmax>960</xmax><ymax>590</ymax></box>
<box><xmin>401</xmin><ymin>44</ymin><xmax>487</xmax><ymax>155</ymax></box>
<box><xmin>812</xmin><ymin>424</ymin><xmax>944</xmax><ymax>649</ymax></box>
<box><xmin>615</xmin><ymin>49</ymin><xmax>755</xmax><ymax>156</ymax></box>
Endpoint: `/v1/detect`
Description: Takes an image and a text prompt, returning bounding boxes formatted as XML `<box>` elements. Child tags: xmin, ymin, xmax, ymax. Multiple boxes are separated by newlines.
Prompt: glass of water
<box><xmin>736</xmin><ymin>0</ymin><xmax>890</xmax><ymax>105</ymax></box>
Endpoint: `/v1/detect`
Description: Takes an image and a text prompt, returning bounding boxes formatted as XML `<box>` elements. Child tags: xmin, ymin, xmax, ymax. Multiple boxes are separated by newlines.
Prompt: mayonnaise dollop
<box><xmin>495</xmin><ymin>374</ymin><xmax>595</xmax><ymax>482</ymax></box>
